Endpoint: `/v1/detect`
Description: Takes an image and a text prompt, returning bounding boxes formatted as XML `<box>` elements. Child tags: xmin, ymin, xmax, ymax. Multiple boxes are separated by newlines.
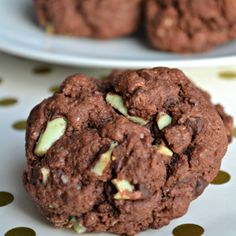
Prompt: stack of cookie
<box><xmin>34</xmin><ymin>0</ymin><xmax>236</xmax><ymax>53</ymax></box>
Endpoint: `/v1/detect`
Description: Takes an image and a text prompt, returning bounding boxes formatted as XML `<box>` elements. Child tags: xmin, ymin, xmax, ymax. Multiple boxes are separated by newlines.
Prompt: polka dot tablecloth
<box><xmin>0</xmin><ymin>51</ymin><xmax>236</xmax><ymax>236</ymax></box>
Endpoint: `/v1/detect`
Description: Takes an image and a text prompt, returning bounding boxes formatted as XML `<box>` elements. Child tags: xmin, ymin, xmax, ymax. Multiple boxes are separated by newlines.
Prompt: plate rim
<box><xmin>1</xmin><ymin>40</ymin><xmax>236</xmax><ymax>69</ymax></box>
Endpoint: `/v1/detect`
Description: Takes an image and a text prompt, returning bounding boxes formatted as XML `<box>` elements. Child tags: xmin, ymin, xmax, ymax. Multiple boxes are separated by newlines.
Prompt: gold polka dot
<box><xmin>211</xmin><ymin>170</ymin><xmax>230</xmax><ymax>185</ymax></box>
<box><xmin>219</xmin><ymin>71</ymin><xmax>236</xmax><ymax>79</ymax></box>
<box><xmin>12</xmin><ymin>120</ymin><xmax>27</xmax><ymax>130</ymax></box>
<box><xmin>0</xmin><ymin>98</ymin><xmax>17</xmax><ymax>106</ymax></box>
<box><xmin>49</xmin><ymin>85</ymin><xmax>60</xmax><ymax>93</ymax></box>
<box><xmin>45</xmin><ymin>23</ymin><xmax>55</xmax><ymax>35</ymax></box>
<box><xmin>233</xmin><ymin>127</ymin><xmax>236</xmax><ymax>138</ymax></box>
<box><xmin>99</xmin><ymin>75</ymin><xmax>108</xmax><ymax>80</ymax></box>
<box><xmin>33</xmin><ymin>65</ymin><xmax>52</xmax><ymax>74</ymax></box>
<box><xmin>5</xmin><ymin>227</ymin><xmax>36</xmax><ymax>236</ymax></box>
<box><xmin>172</xmin><ymin>223</ymin><xmax>204</xmax><ymax>236</ymax></box>
<box><xmin>0</xmin><ymin>191</ymin><xmax>14</xmax><ymax>207</ymax></box>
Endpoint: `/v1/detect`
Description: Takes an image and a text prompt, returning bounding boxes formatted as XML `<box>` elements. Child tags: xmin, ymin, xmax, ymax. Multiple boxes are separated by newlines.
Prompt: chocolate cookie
<box><xmin>146</xmin><ymin>0</ymin><xmax>236</xmax><ymax>52</ymax></box>
<box><xmin>23</xmin><ymin>68</ymin><xmax>232</xmax><ymax>235</ymax></box>
<box><xmin>34</xmin><ymin>0</ymin><xmax>143</xmax><ymax>39</ymax></box>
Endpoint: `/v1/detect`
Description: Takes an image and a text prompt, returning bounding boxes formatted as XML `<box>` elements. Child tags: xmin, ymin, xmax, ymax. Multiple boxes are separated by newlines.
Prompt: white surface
<box><xmin>1</xmin><ymin>0</ymin><xmax>236</xmax><ymax>68</ymax></box>
<box><xmin>0</xmin><ymin>52</ymin><xmax>236</xmax><ymax>236</ymax></box>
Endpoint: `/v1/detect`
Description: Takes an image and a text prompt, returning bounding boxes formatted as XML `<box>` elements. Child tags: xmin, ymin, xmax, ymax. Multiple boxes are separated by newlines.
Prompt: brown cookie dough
<box><xmin>215</xmin><ymin>104</ymin><xmax>233</xmax><ymax>142</ymax></box>
<box><xmin>23</xmin><ymin>68</ymin><xmax>232</xmax><ymax>235</ymax></box>
<box><xmin>145</xmin><ymin>0</ymin><xmax>236</xmax><ymax>52</ymax></box>
<box><xmin>34</xmin><ymin>0</ymin><xmax>143</xmax><ymax>39</ymax></box>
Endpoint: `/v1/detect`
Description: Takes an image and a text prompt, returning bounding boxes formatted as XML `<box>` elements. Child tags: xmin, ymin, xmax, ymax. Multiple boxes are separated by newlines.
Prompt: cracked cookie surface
<box><xmin>23</xmin><ymin>67</ymin><xmax>232</xmax><ymax>235</ymax></box>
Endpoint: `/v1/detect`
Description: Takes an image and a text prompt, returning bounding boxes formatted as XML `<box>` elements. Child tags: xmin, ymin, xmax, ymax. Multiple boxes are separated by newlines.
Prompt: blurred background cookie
<box><xmin>34</xmin><ymin>0</ymin><xmax>143</xmax><ymax>39</ymax></box>
<box><xmin>145</xmin><ymin>0</ymin><xmax>236</xmax><ymax>52</ymax></box>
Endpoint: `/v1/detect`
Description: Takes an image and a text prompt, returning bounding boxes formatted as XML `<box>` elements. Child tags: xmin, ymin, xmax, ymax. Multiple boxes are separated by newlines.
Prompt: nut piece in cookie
<box><xmin>106</xmin><ymin>93</ymin><xmax>148</xmax><ymax>125</ymax></box>
<box><xmin>156</xmin><ymin>144</ymin><xmax>173</xmax><ymax>157</ymax></box>
<box><xmin>40</xmin><ymin>167</ymin><xmax>50</xmax><ymax>185</ymax></box>
<box><xmin>156</xmin><ymin>112</ymin><xmax>172</xmax><ymax>130</ymax></box>
<box><xmin>91</xmin><ymin>142</ymin><xmax>118</xmax><ymax>176</ymax></box>
<box><xmin>106</xmin><ymin>93</ymin><xmax>128</xmax><ymax>116</ymax></box>
<box><xmin>70</xmin><ymin>217</ymin><xmax>87</xmax><ymax>234</ymax></box>
<box><xmin>34</xmin><ymin>117</ymin><xmax>67</xmax><ymax>156</ymax></box>
<box><xmin>74</xmin><ymin>222</ymin><xmax>86</xmax><ymax>234</ymax></box>
<box><xmin>112</xmin><ymin>179</ymin><xmax>142</xmax><ymax>200</ymax></box>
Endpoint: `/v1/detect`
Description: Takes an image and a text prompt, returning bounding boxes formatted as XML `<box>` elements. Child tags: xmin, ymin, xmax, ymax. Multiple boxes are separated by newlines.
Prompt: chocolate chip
<box><xmin>194</xmin><ymin>177</ymin><xmax>208</xmax><ymax>197</ymax></box>
<box><xmin>185</xmin><ymin>117</ymin><xmax>204</xmax><ymax>137</ymax></box>
<box><xmin>149</xmin><ymin>120</ymin><xmax>160</xmax><ymax>141</ymax></box>
<box><xmin>161</xmin><ymin>187</ymin><xmax>170</xmax><ymax>199</ymax></box>
<box><xmin>164</xmin><ymin>98</ymin><xmax>177</xmax><ymax>109</ymax></box>
<box><xmin>30</xmin><ymin>169</ymin><xmax>39</xmax><ymax>185</ymax></box>
<box><xmin>61</xmin><ymin>192</ymin><xmax>68</xmax><ymax>203</ymax></box>
<box><xmin>138</xmin><ymin>184</ymin><xmax>150</xmax><ymax>198</ymax></box>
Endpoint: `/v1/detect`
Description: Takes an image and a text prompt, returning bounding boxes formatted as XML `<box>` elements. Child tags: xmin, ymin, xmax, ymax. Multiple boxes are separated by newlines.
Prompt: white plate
<box><xmin>1</xmin><ymin>53</ymin><xmax>236</xmax><ymax>236</ymax></box>
<box><xmin>1</xmin><ymin>0</ymin><xmax>236</xmax><ymax>68</ymax></box>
